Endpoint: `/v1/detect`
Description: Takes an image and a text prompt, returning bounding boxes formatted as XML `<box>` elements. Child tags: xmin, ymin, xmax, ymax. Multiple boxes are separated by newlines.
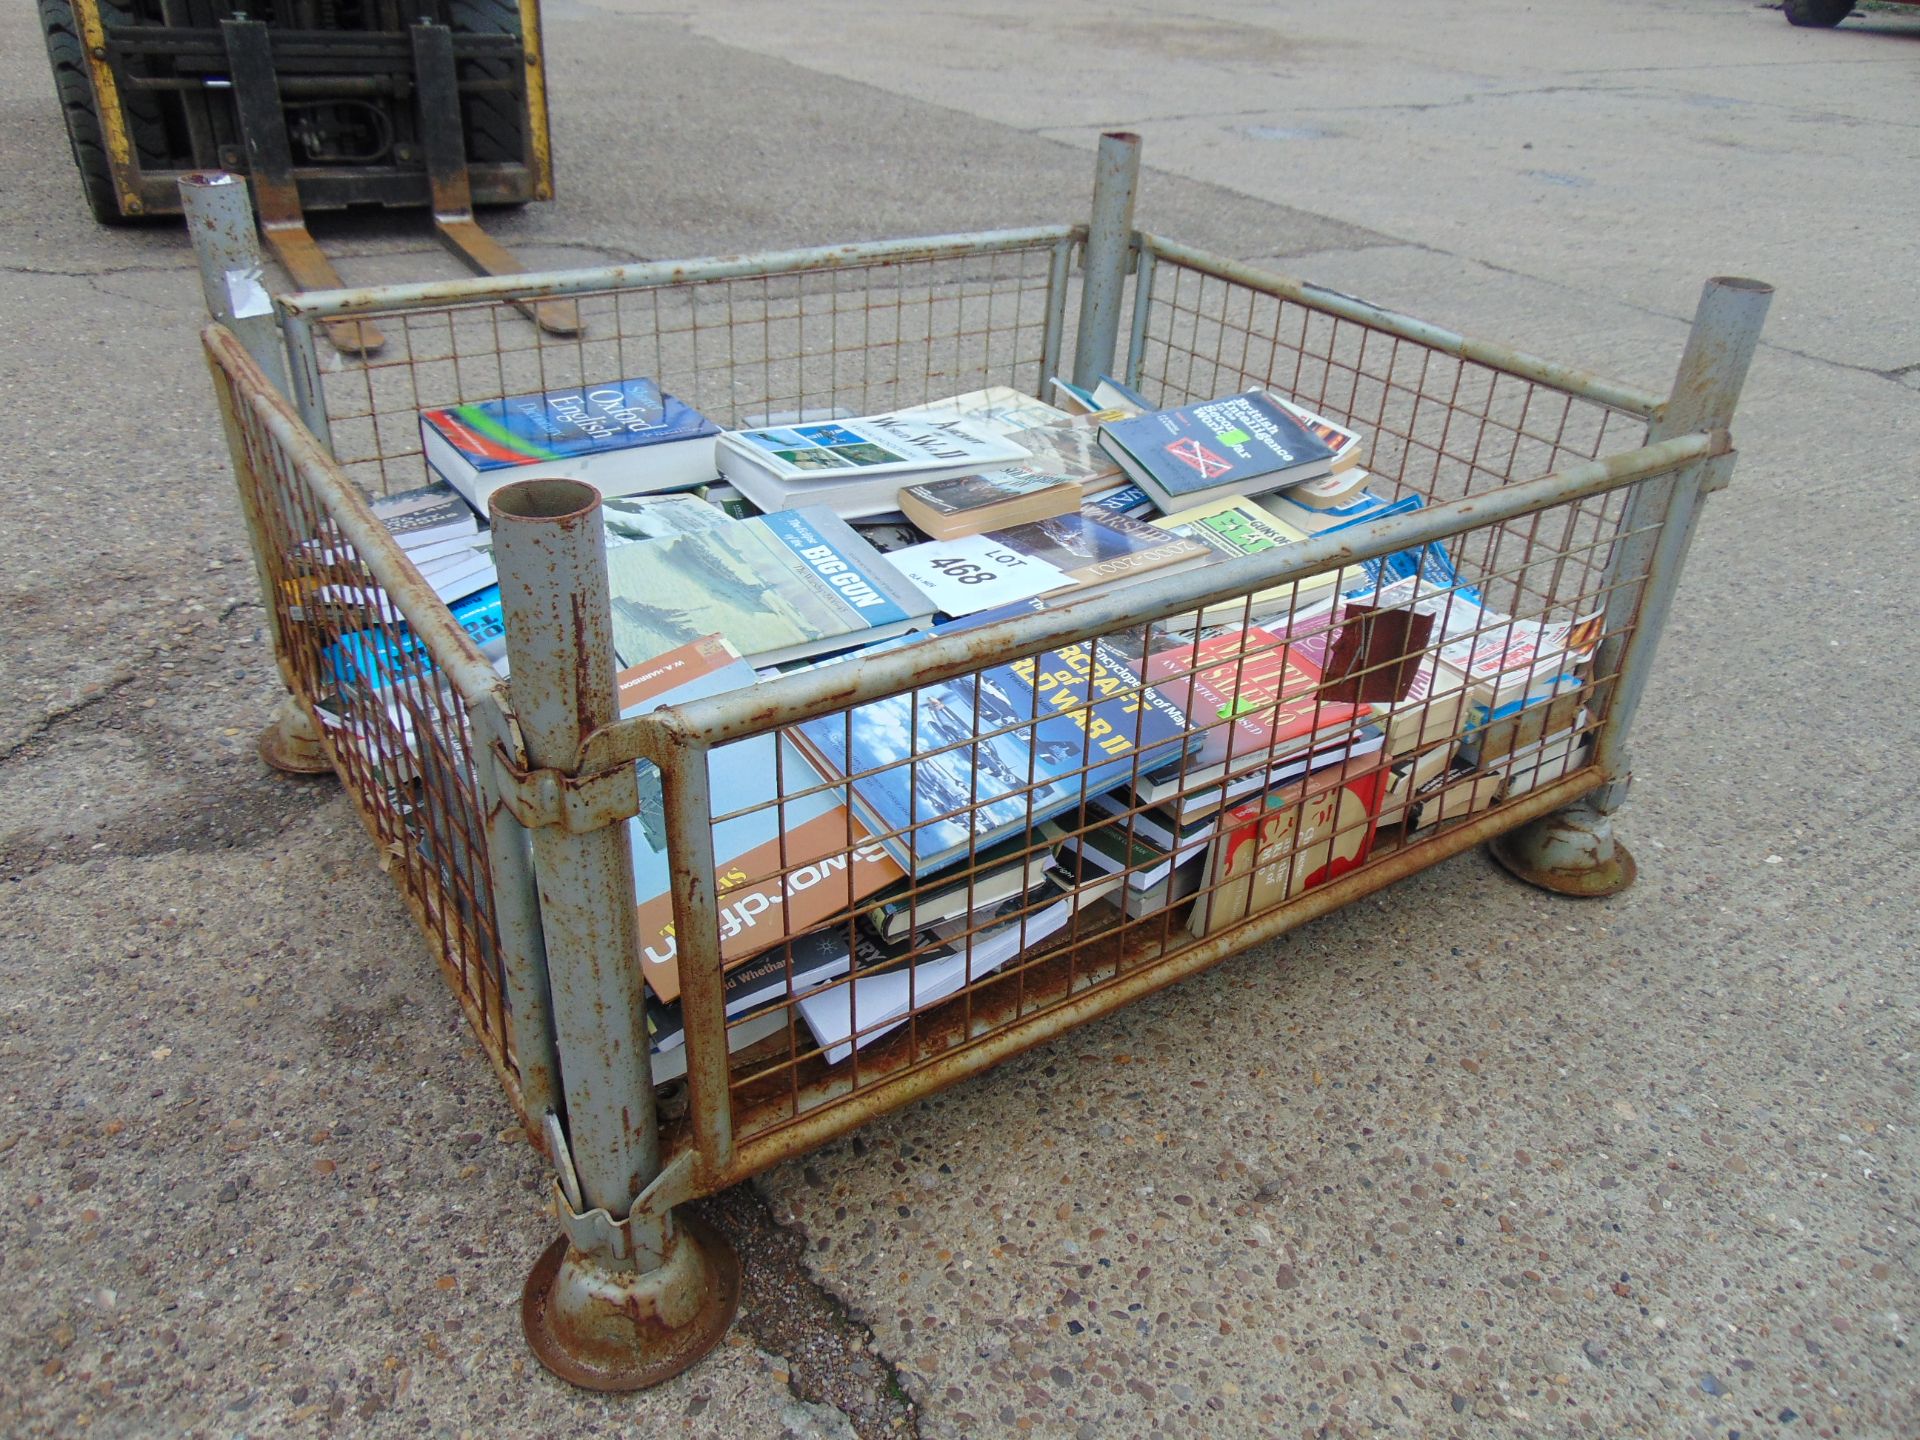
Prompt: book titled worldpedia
<box><xmin>793</xmin><ymin>637</ymin><xmax>1200</xmax><ymax>878</ymax></box>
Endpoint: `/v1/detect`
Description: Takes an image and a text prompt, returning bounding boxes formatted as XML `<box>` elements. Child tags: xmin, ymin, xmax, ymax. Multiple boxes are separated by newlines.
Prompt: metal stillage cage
<box><xmin>197</xmin><ymin>136</ymin><xmax>1770</xmax><ymax>1388</ymax></box>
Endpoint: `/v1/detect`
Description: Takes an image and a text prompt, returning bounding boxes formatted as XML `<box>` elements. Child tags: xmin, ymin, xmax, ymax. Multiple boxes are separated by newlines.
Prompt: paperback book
<box><xmin>792</xmin><ymin>635</ymin><xmax>1199</xmax><ymax>877</ymax></box>
<box><xmin>1098</xmin><ymin>389</ymin><xmax>1336</xmax><ymax>512</ymax></box>
<box><xmin>1189</xmin><ymin>753</ymin><xmax>1391</xmax><ymax>936</ymax></box>
<box><xmin>979</xmin><ymin>507</ymin><xmax>1211</xmax><ymax>596</ymax></box>
<box><xmin>619</xmin><ymin>639</ymin><xmax>907</xmax><ymax>1004</ymax></box>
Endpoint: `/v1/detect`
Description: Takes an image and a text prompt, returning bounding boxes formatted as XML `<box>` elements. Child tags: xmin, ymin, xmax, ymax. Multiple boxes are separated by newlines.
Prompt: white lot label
<box><xmin>890</xmin><ymin>533</ymin><xmax>1074</xmax><ymax>616</ymax></box>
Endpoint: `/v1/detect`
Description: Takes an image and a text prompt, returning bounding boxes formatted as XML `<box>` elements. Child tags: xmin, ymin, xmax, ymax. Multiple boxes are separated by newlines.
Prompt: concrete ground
<box><xmin>2</xmin><ymin>0</ymin><xmax>1915</xmax><ymax>1436</ymax></box>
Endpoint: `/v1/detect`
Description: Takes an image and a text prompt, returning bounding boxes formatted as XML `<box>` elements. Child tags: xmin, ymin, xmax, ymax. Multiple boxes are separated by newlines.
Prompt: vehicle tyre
<box><xmin>446</xmin><ymin>0</ymin><xmax>527</xmax><ymax>168</ymax></box>
<box><xmin>1783</xmin><ymin>0</ymin><xmax>1854</xmax><ymax>26</ymax></box>
<box><xmin>40</xmin><ymin>0</ymin><xmax>170</xmax><ymax>224</ymax></box>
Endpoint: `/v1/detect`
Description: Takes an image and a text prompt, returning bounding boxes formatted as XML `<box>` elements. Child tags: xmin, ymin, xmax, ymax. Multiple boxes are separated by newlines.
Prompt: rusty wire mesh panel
<box><xmin>1132</xmin><ymin>256</ymin><xmax>1650</xmax><ymax>625</ymax></box>
<box><xmin>651</xmin><ymin>474</ymin><xmax>1659</xmax><ymax>1173</ymax></box>
<box><xmin>207</xmin><ymin>336</ymin><xmax>525</xmax><ymax>1116</ymax></box>
<box><xmin>305</xmin><ymin>241</ymin><xmax>1072</xmax><ymax>498</ymax></box>
<box><xmin>239</xmin><ymin>236</ymin><xmax>1681</xmax><ymax>1190</ymax></box>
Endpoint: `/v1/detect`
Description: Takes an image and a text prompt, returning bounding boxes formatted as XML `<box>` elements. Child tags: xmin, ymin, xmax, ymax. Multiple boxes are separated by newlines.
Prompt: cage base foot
<box><xmin>521</xmin><ymin>1208</ymin><xmax>740</xmax><ymax>1392</ymax></box>
<box><xmin>257</xmin><ymin>696</ymin><xmax>333</xmax><ymax>776</ymax></box>
<box><xmin>1488</xmin><ymin>802</ymin><xmax>1637</xmax><ymax>898</ymax></box>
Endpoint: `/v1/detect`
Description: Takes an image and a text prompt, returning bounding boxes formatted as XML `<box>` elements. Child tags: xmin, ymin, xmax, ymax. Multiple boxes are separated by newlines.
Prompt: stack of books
<box><xmin>301</xmin><ymin>368</ymin><xmax>1607</xmax><ymax>1085</ymax></box>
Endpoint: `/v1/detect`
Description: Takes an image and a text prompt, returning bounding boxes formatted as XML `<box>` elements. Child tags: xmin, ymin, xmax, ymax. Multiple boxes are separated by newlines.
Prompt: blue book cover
<box><xmin>422</xmin><ymin>377</ymin><xmax>717</xmax><ymax>475</ymax></box>
<box><xmin>795</xmin><ymin>636</ymin><xmax>1199</xmax><ymax>877</ymax></box>
<box><xmin>1099</xmin><ymin>390</ymin><xmax>1335</xmax><ymax>503</ymax></box>
<box><xmin>323</xmin><ymin>584</ymin><xmax>505</xmax><ymax>693</ymax></box>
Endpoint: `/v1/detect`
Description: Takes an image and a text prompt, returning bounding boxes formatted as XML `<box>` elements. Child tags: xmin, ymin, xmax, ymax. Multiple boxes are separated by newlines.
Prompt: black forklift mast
<box><xmin>40</xmin><ymin>0</ymin><xmax>575</xmax><ymax>353</ymax></box>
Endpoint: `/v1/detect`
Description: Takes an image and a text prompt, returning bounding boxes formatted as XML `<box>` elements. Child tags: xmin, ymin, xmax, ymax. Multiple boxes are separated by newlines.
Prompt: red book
<box><xmin>1188</xmin><ymin>756</ymin><xmax>1390</xmax><ymax>937</ymax></box>
<box><xmin>1143</xmin><ymin>626</ymin><xmax>1367</xmax><ymax>776</ymax></box>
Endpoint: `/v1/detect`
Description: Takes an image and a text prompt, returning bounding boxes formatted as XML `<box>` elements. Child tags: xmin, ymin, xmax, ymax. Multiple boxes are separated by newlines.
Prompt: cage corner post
<box><xmin>487</xmin><ymin>478</ymin><xmax>740</xmax><ymax>1390</ymax></box>
<box><xmin>183</xmin><ymin>170</ymin><xmax>335</xmax><ymax>777</ymax></box>
<box><xmin>1491</xmin><ymin>275</ymin><xmax>1773</xmax><ymax>897</ymax></box>
<box><xmin>1070</xmin><ymin>130</ymin><xmax>1142</xmax><ymax>391</ymax></box>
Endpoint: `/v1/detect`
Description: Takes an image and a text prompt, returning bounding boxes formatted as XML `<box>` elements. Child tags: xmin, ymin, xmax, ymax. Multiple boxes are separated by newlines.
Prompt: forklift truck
<box><xmin>40</xmin><ymin>0</ymin><xmax>571</xmax><ymax>351</ymax></box>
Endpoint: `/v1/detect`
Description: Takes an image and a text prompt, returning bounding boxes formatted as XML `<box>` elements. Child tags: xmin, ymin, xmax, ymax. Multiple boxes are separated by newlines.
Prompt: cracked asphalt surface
<box><xmin>3</xmin><ymin>2</ymin><xmax>1916</xmax><ymax>1437</ymax></box>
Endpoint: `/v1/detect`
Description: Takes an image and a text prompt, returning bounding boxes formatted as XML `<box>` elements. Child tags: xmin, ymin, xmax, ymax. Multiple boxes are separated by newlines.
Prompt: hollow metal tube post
<box><xmin>179</xmin><ymin>172</ymin><xmax>290</xmax><ymax>397</ymax></box>
<box><xmin>1071</xmin><ymin>131</ymin><xmax>1141</xmax><ymax>390</ymax></box>
<box><xmin>1492</xmin><ymin>276</ymin><xmax>1772</xmax><ymax>896</ymax></box>
<box><xmin>184</xmin><ymin>176</ymin><xmax>328</xmax><ymax>775</ymax></box>
<box><xmin>490</xmin><ymin>478</ymin><xmax>739</xmax><ymax>1391</ymax></box>
<box><xmin>488</xmin><ymin>478</ymin><xmax>657</xmax><ymax>1215</ymax></box>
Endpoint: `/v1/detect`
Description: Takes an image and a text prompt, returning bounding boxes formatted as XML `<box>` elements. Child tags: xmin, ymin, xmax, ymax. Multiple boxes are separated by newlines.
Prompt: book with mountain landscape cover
<box><xmin>716</xmin><ymin>410</ymin><xmax>1032</xmax><ymax>518</ymax></box>
<box><xmin>792</xmin><ymin>635</ymin><xmax>1198</xmax><ymax>878</ymax></box>
<box><xmin>603</xmin><ymin>506</ymin><xmax>933</xmax><ymax>668</ymax></box>
<box><xmin>1189</xmin><ymin>753</ymin><xmax>1390</xmax><ymax>936</ymax></box>
<box><xmin>420</xmin><ymin>376</ymin><xmax>721</xmax><ymax>508</ymax></box>
<box><xmin>1099</xmin><ymin>390</ymin><xmax>1335</xmax><ymax>512</ymax></box>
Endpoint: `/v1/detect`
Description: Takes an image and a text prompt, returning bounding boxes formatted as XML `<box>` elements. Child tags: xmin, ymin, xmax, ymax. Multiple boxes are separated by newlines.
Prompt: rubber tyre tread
<box><xmin>1783</xmin><ymin>0</ymin><xmax>1854</xmax><ymax>25</ymax></box>
<box><xmin>445</xmin><ymin>0</ymin><xmax>526</xmax><ymax>167</ymax></box>
<box><xmin>39</xmin><ymin>0</ymin><xmax>170</xmax><ymax>223</ymax></box>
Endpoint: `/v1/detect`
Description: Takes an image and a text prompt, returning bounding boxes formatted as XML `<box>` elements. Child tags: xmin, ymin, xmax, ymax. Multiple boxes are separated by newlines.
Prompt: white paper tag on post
<box><xmin>224</xmin><ymin>266</ymin><xmax>275</xmax><ymax>320</ymax></box>
<box><xmin>889</xmin><ymin>533</ymin><xmax>1074</xmax><ymax>616</ymax></box>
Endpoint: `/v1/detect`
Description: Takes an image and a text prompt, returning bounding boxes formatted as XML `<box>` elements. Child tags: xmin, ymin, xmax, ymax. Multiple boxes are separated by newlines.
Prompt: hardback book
<box><xmin>1189</xmin><ymin>754</ymin><xmax>1391</xmax><ymax>936</ymax></box>
<box><xmin>1051</xmin><ymin>823</ymin><xmax>1208</xmax><ymax>921</ymax></box>
<box><xmin>369</xmin><ymin>482</ymin><xmax>482</xmax><ymax>549</ymax></box>
<box><xmin>1268</xmin><ymin>395</ymin><xmax>1366</xmax><ymax>474</ymax></box>
<box><xmin>715</xmin><ymin>411</ymin><xmax>1033</xmax><ymax>518</ymax></box>
<box><xmin>896</xmin><ymin>469</ymin><xmax>1080</xmax><ymax>541</ymax></box>
<box><xmin>798</xmin><ymin>883</ymin><xmax>1079</xmax><ymax>1064</ymax></box>
<box><xmin>791</xmin><ymin>635</ymin><xmax>1199</xmax><ymax>878</ymax></box>
<box><xmin>1458</xmin><ymin>679</ymin><xmax>1586</xmax><ymax>767</ymax></box>
<box><xmin>1149</xmin><ymin>496</ymin><xmax>1359</xmax><ymax>625</ymax></box>
<box><xmin>420</xmin><ymin>377</ymin><xmax>722</xmax><ymax>509</ymax></box>
<box><xmin>980</xmin><ymin>508</ymin><xmax>1211</xmax><ymax>596</ymax></box>
<box><xmin>603</xmin><ymin>506</ymin><xmax>934</xmax><ymax>669</ymax></box>
<box><xmin>866</xmin><ymin>823</ymin><xmax>1066</xmax><ymax>941</ymax></box>
<box><xmin>620</xmin><ymin>641</ymin><xmax>907</xmax><ymax>1005</ymax></box>
<box><xmin>1133</xmin><ymin>626</ymin><xmax>1371</xmax><ymax>814</ymax></box>
<box><xmin>1084</xmin><ymin>791</ymin><xmax>1218</xmax><ymax>856</ymax></box>
<box><xmin>1098</xmin><ymin>389</ymin><xmax>1336</xmax><ymax>512</ymax></box>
